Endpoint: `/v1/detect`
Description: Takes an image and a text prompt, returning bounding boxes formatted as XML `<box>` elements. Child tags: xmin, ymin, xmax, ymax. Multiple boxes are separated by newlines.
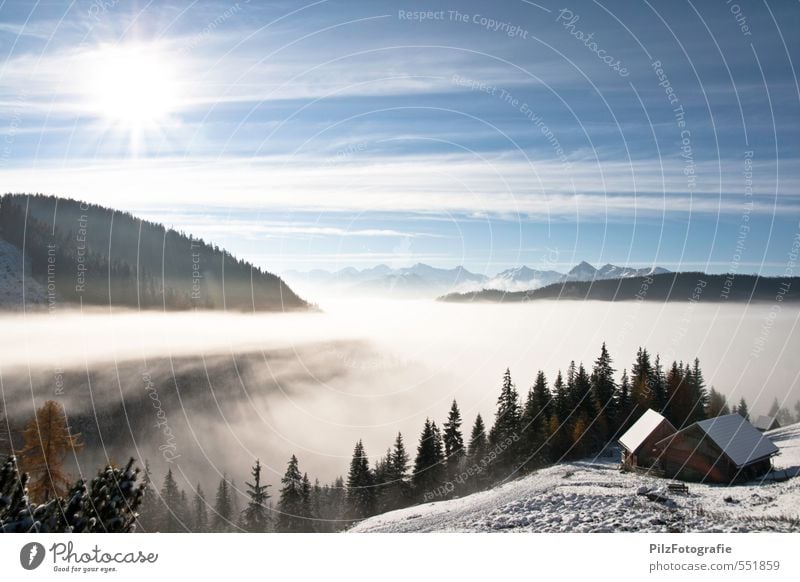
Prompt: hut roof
<box><xmin>618</xmin><ymin>409</ymin><xmax>673</xmax><ymax>453</ymax></box>
<box><xmin>665</xmin><ymin>413</ymin><xmax>779</xmax><ymax>467</ymax></box>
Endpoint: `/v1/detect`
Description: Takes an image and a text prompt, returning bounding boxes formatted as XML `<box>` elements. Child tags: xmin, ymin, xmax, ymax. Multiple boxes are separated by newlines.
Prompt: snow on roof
<box><xmin>695</xmin><ymin>414</ymin><xmax>779</xmax><ymax>467</ymax></box>
<box><xmin>619</xmin><ymin>409</ymin><xmax>672</xmax><ymax>453</ymax></box>
<box><xmin>753</xmin><ymin>415</ymin><xmax>778</xmax><ymax>431</ymax></box>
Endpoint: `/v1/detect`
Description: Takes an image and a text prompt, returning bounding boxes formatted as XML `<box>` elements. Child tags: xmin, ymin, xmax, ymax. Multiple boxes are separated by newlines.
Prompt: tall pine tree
<box><xmin>242</xmin><ymin>459</ymin><xmax>271</xmax><ymax>532</ymax></box>
<box><xmin>277</xmin><ymin>455</ymin><xmax>310</xmax><ymax>532</ymax></box>
<box><xmin>345</xmin><ymin>440</ymin><xmax>375</xmax><ymax>520</ymax></box>
<box><xmin>442</xmin><ymin>400</ymin><xmax>465</xmax><ymax>478</ymax></box>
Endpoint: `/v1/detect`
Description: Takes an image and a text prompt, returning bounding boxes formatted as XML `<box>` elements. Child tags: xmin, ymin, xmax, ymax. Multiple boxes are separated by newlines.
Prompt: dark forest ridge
<box><xmin>439</xmin><ymin>272</ymin><xmax>800</xmax><ymax>303</ymax></box>
<box><xmin>0</xmin><ymin>193</ymin><xmax>308</xmax><ymax>311</ymax></box>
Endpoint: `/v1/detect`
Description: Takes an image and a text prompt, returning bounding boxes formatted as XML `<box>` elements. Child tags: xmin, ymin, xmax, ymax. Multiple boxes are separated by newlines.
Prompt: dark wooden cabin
<box><xmin>652</xmin><ymin>413</ymin><xmax>779</xmax><ymax>483</ymax></box>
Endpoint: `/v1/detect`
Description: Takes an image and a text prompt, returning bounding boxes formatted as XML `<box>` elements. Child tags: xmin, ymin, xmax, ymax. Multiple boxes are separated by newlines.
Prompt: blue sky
<box><xmin>0</xmin><ymin>0</ymin><xmax>798</xmax><ymax>275</ymax></box>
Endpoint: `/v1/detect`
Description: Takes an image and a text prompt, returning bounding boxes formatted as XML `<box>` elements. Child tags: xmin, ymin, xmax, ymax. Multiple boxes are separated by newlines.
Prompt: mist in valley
<box><xmin>1</xmin><ymin>298</ymin><xmax>798</xmax><ymax>501</ymax></box>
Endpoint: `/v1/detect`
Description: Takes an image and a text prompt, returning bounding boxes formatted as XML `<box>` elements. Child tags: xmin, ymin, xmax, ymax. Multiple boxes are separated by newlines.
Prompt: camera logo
<box><xmin>20</xmin><ymin>542</ymin><xmax>46</xmax><ymax>570</ymax></box>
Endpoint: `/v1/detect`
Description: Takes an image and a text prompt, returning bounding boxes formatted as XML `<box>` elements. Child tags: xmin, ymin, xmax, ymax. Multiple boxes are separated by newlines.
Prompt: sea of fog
<box><xmin>1</xmin><ymin>299</ymin><xmax>798</xmax><ymax>493</ymax></box>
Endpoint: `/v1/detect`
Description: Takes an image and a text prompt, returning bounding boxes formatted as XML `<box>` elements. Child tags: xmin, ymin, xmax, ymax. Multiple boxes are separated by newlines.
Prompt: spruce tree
<box><xmin>590</xmin><ymin>343</ymin><xmax>618</xmax><ymax>443</ymax></box>
<box><xmin>617</xmin><ymin>369</ymin><xmax>632</xmax><ymax>431</ymax></box>
<box><xmin>442</xmin><ymin>400</ymin><xmax>465</xmax><ymax>478</ymax></box>
<box><xmin>411</xmin><ymin>419</ymin><xmax>446</xmax><ymax>500</ymax></box>
<box><xmin>520</xmin><ymin>372</ymin><xmax>549</xmax><ymax>470</ymax></box>
<box><xmin>488</xmin><ymin>368</ymin><xmax>522</xmax><ymax>475</ymax></box>
<box><xmin>192</xmin><ymin>483</ymin><xmax>208</xmax><ymax>533</ymax></box>
<box><xmin>243</xmin><ymin>459</ymin><xmax>271</xmax><ymax>532</ymax></box>
<box><xmin>135</xmin><ymin>461</ymin><xmax>158</xmax><ymax>532</ymax></box>
<box><xmin>549</xmin><ymin>370</ymin><xmax>572</xmax><ymax>461</ymax></box>
<box><xmin>736</xmin><ymin>397</ymin><xmax>750</xmax><ymax>421</ymax></box>
<box><xmin>688</xmin><ymin>358</ymin><xmax>709</xmax><ymax>421</ymax></box>
<box><xmin>706</xmin><ymin>387</ymin><xmax>729</xmax><ymax>417</ymax></box>
<box><xmin>345</xmin><ymin>440</ymin><xmax>375</xmax><ymax>520</ymax></box>
<box><xmin>631</xmin><ymin>348</ymin><xmax>653</xmax><ymax>414</ymax></box>
<box><xmin>650</xmin><ymin>355</ymin><xmax>667</xmax><ymax>411</ymax></box>
<box><xmin>383</xmin><ymin>432</ymin><xmax>411</xmax><ymax>510</ymax></box>
<box><xmin>159</xmin><ymin>468</ymin><xmax>183</xmax><ymax>532</ymax></box>
<box><xmin>277</xmin><ymin>455</ymin><xmax>309</xmax><ymax>532</ymax></box>
<box><xmin>212</xmin><ymin>474</ymin><xmax>232</xmax><ymax>532</ymax></box>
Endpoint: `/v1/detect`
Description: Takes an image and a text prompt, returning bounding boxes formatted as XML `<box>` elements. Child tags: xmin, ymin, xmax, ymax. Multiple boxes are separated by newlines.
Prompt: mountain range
<box><xmin>283</xmin><ymin>261</ymin><xmax>670</xmax><ymax>298</ymax></box>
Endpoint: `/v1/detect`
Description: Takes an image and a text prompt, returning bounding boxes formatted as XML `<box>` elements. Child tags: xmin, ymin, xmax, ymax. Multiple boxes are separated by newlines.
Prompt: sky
<box><xmin>0</xmin><ymin>0</ymin><xmax>798</xmax><ymax>275</ymax></box>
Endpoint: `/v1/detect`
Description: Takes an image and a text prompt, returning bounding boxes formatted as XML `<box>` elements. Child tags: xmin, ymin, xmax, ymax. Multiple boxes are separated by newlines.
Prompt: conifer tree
<box><xmin>212</xmin><ymin>474</ymin><xmax>232</xmax><ymax>532</ymax></box>
<box><xmin>192</xmin><ymin>483</ymin><xmax>208</xmax><ymax>533</ymax></box>
<box><xmin>617</xmin><ymin>369</ymin><xmax>632</xmax><ymax>431</ymax></box>
<box><xmin>688</xmin><ymin>358</ymin><xmax>709</xmax><ymax>422</ymax></box>
<box><xmin>383</xmin><ymin>432</ymin><xmax>411</xmax><ymax>510</ymax></box>
<box><xmin>467</xmin><ymin>414</ymin><xmax>488</xmax><ymax>463</ymax></box>
<box><xmin>520</xmin><ymin>371</ymin><xmax>549</xmax><ymax>470</ymax></box>
<box><xmin>665</xmin><ymin>361</ymin><xmax>689</xmax><ymax>427</ymax></box>
<box><xmin>488</xmin><ymin>368</ymin><xmax>522</xmax><ymax>474</ymax></box>
<box><xmin>19</xmin><ymin>400</ymin><xmax>83</xmax><ymax>502</ymax></box>
<box><xmin>135</xmin><ymin>460</ymin><xmax>158</xmax><ymax>532</ymax></box>
<box><xmin>345</xmin><ymin>441</ymin><xmax>375</xmax><ymax>520</ymax></box>
<box><xmin>706</xmin><ymin>387</ymin><xmax>729</xmax><ymax>417</ymax></box>
<box><xmin>159</xmin><ymin>468</ymin><xmax>183</xmax><ymax>532</ymax></box>
<box><xmin>548</xmin><ymin>370</ymin><xmax>572</xmax><ymax>460</ymax></box>
<box><xmin>301</xmin><ymin>472</ymin><xmax>314</xmax><ymax>530</ymax></box>
<box><xmin>277</xmin><ymin>455</ymin><xmax>309</xmax><ymax>532</ymax></box>
<box><xmin>531</xmin><ymin>370</ymin><xmax>552</xmax><ymax>420</ymax></box>
<box><xmin>650</xmin><ymin>355</ymin><xmax>667</xmax><ymax>411</ymax></box>
<box><xmin>412</xmin><ymin>419</ymin><xmax>446</xmax><ymax>499</ymax></box>
<box><xmin>631</xmin><ymin>348</ymin><xmax>653</xmax><ymax>414</ymax></box>
<box><xmin>443</xmin><ymin>400</ymin><xmax>465</xmax><ymax>476</ymax></box>
<box><xmin>590</xmin><ymin>343</ymin><xmax>618</xmax><ymax>443</ymax></box>
<box><xmin>243</xmin><ymin>459</ymin><xmax>271</xmax><ymax>532</ymax></box>
<box><xmin>736</xmin><ymin>397</ymin><xmax>750</xmax><ymax>421</ymax></box>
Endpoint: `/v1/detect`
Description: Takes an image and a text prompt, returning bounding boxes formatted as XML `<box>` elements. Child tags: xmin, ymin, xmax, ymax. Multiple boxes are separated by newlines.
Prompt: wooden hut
<box><xmin>652</xmin><ymin>413</ymin><xmax>779</xmax><ymax>483</ymax></box>
<box><xmin>618</xmin><ymin>409</ymin><xmax>676</xmax><ymax>472</ymax></box>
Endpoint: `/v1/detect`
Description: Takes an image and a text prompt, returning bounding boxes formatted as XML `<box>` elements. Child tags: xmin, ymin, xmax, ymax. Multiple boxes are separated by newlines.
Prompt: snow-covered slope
<box><xmin>352</xmin><ymin>423</ymin><xmax>800</xmax><ymax>533</ymax></box>
<box><xmin>0</xmin><ymin>238</ymin><xmax>51</xmax><ymax>309</ymax></box>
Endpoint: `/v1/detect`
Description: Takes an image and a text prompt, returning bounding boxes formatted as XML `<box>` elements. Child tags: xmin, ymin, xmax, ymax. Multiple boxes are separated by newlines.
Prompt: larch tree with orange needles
<box><xmin>18</xmin><ymin>399</ymin><xmax>83</xmax><ymax>502</ymax></box>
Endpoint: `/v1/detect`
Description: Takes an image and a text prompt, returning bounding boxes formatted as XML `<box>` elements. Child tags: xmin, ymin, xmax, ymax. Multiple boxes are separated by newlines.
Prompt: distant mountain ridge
<box><xmin>0</xmin><ymin>194</ymin><xmax>308</xmax><ymax>311</ymax></box>
<box><xmin>439</xmin><ymin>272</ymin><xmax>800</xmax><ymax>304</ymax></box>
<box><xmin>283</xmin><ymin>261</ymin><xmax>671</xmax><ymax>298</ymax></box>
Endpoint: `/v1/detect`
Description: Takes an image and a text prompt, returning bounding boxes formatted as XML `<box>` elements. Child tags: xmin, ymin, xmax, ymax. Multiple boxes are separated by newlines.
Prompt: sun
<box><xmin>82</xmin><ymin>44</ymin><xmax>180</xmax><ymax>131</ymax></box>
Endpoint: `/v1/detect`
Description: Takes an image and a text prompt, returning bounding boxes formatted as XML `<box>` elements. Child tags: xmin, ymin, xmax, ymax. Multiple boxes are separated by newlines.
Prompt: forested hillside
<box><xmin>0</xmin><ymin>194</ymin><xmax>308</xmax><ymax>311</ymax></box>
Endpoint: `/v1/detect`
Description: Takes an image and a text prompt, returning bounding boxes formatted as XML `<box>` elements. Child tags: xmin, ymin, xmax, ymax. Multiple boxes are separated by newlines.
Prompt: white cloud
<box><xmin>2</xmin><ymin>153</ymin><xmax>797</xmax><ymax>219</ymax></box>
